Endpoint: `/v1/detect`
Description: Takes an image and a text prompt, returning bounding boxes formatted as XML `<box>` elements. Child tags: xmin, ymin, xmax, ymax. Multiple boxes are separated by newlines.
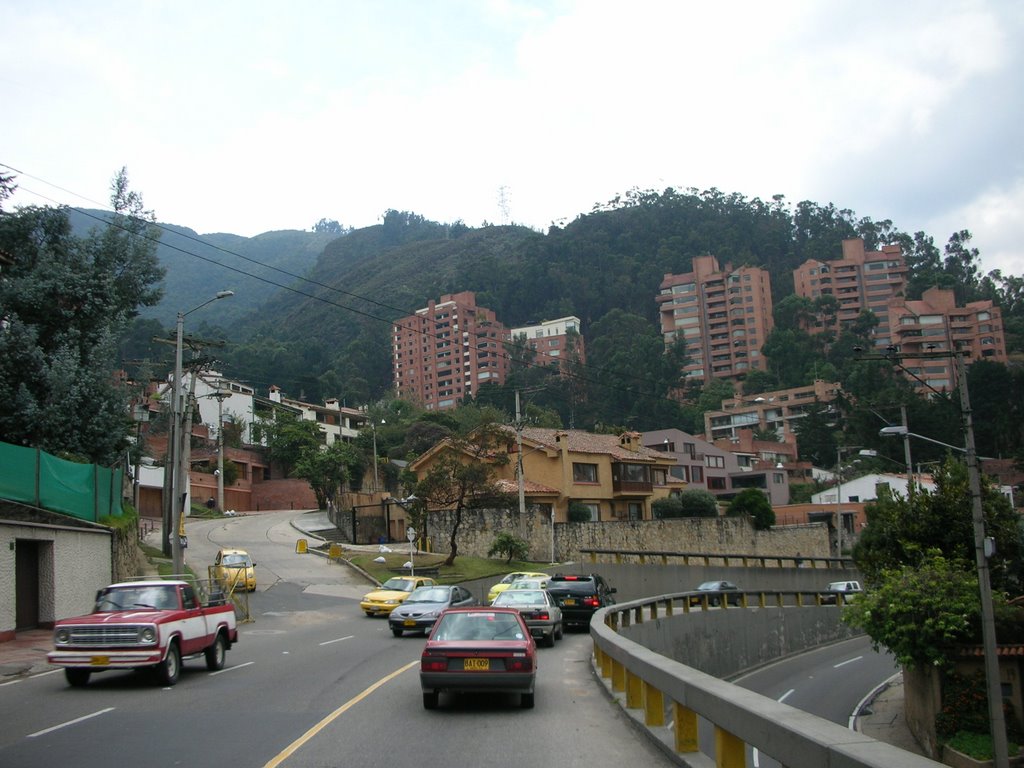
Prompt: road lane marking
<box><xmin>264</xmin><ymin>660</ymin><xmax>419</xmax><ymax>768</ymax></box>
<box><xmin>834</xmin><ymin>656</ymin><xmax>862</xmax><ymax>668</ymax></box>
<box><xmin>28</xmin><ymin>707</ymin><xmax>116</xmax><ymax>738</ymax></box>
<box><xmin>319</xmin><ymin>635</ymin><xmax>354</xmax><ymax>646</ymax></box>
<box><xmin>777</xmin><ymin>688</ymin><xmax>794</xmax><ymax>703</ymax></box>
<box><xmin>210</xmin><ymin>661</ymin><xmax>254</xmax><ymax>676</ymax></box>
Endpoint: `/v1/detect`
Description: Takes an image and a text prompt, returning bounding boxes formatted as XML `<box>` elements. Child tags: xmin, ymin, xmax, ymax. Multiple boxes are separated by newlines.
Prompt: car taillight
<box><xmin>535</xmin><ymin>612</ymin><xmax>549</xmax><ymax>620</ymax></box>
<box><xmin>421</xmin><ymin>655</ymin><xmax>447</xmax><ymax>672</ymax></box>
<box><xmin>506</xmin><ymin>656</ymin><xmax>533</xmax><ymax>672</ymax></box>
<box><xmin>583</xmin><ymin>597</ymin><xmax>600</xmax><ymax>607</ymax></box>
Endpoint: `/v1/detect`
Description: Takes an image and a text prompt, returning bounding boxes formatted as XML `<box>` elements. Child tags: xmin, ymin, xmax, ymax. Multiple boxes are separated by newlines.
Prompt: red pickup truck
<box><xmin>47</xmin><ymin>579</ymin><xmax>238</xmax><ymax>687</ymax></box>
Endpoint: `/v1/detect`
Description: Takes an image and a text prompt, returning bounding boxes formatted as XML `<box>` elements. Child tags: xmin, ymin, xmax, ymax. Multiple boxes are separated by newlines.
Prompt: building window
<box><xmin>691</xmin><ymin>466</ymin><xmax>703</xmax><ymax>483</ymax></box>
<box><xmin>708</xmin><ymin>477</ymin><xmax>727</xmax><ymax>490</ymax></box>
<box><xmin>706</xmin><ymin>455</ymin><xmax>725</xmax><ymax>469</ymax></box>
<box><xmin>627</xmin><ymin>502</ymin><xmax>643</xmax><ymax>521</ymax></box>
<box><xmin>573</xmin><ymin>463</ymin><xmax>598</xmax><ymax>483</ymax></box>
<box><xmin>579</xmin><ymin>502</ymin><xmax>600</xmax><ymax>521</ymax></box>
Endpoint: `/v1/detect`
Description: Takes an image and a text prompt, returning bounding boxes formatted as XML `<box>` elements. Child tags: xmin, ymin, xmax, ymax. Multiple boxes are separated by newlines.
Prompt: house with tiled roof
<box><xmin>408</xmin><ymin>426</ymin><xmax>684</xmax><ymax>522</ymax></box>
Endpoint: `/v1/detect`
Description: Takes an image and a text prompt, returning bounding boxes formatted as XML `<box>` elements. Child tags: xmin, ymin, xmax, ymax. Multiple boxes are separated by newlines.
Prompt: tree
<box><xmin>487</xmin><ymin>532</ymin><xmax>529</xmax><ymax>563</ymax></box>
<box><xmin>843</xmin><ymin>550</ymin><xmax>978</xmax><ymax>669</ymax></box>
<box><xmin>293</xmin><ymin>440</ymin><xmax>360</xmax><ymax>510</ymax></box>
<box><xmin>727</xmin><ymin>488</ymin><xmax>775</xmax><ymax>530</ymax></box>
<box><xmin>674</xmin><ymin>489</ymin><xmax>719</xmax><ymax>518</ymax></box>
<box><xmin>0</xmin><ymin>169</ymin><xmax>164</xmax><ymax>464</ymax></box>
<box><xmin>254</xmin><ymin>414</ymin><xmax>323</xmax><ymax>477</ymax></box>
<box><xmin>312</xmin><ymin>218</ymin><xmax>344</xmax><ymax>234</ymax></box>
<box><xmin>413</xmin><ymin>424</ymin><xmax>510</xmax><ymax>567</ymax></box>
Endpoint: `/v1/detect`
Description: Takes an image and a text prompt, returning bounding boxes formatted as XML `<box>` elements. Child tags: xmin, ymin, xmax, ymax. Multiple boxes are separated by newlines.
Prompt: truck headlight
<box><xmin>55</xmin><ymin>629</ymin><xmax>71</xmax><ymax>644</ymax></box>
<box><xmin>140</xmin><ymin>627</ymin><xmax>156</xmax><ymax>644</ymax></box>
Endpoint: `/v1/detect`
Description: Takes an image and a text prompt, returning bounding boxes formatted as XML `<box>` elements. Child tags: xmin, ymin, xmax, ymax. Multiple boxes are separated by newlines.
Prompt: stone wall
<box><xmin>420</xmin><ymin>506</ymin><xmax>829</xmax><ymax>563</ymax></box>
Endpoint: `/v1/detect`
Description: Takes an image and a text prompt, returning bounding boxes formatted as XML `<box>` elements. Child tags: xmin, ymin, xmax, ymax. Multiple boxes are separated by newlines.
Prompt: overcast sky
<box><xmin>3</xmin><ymin>1</ymin><xmax>1022</xmax><ymax>277</ymax></box>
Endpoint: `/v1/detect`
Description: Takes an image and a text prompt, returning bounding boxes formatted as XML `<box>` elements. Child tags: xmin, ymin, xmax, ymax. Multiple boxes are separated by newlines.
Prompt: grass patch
<box><xmin>945</xmin><ymin>731</ymin><xmax>1021</xmax><ymax>761</ymax></box>
<box><xmin>344</xmin><ymin>549</ymin><xmax>548</xmax><ymax>586</ymax></box>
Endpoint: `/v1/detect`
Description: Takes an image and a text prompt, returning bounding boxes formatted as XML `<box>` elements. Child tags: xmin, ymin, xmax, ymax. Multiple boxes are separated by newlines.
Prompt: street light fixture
<box><xmin>170</xmin><ymin>290</ymin><xmax>233</xmax><ymax>578</ymax></box>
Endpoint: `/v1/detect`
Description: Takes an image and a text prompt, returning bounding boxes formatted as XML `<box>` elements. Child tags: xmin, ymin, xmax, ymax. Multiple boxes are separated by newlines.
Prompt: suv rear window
<box><xmin>547</xmin><ymin>576</ymin><xmax>601</xmax><ymax>594</ymax></box>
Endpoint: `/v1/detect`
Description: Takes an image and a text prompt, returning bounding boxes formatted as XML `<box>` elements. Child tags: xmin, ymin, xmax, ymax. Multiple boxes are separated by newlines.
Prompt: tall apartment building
<box><xmin>792</xmin><ymin>237</ymin><xmax>907</xmax><ymax>345</ymax></box>
<box><xmin>392</xmin><ymin>291</ymin><xmax>511</xmax><ymax>411</ymax></box>
<box><xmin>508</xmin><ymin>316</ymin><xmax>586</xmax><ymax>373</ymax></box>
<box><xmin>887</xmin><ymin>286</ymin><xmax>1007</xmax><ymax>393</ymax></box>
<box><xmin>657</xmin><ymin>255</ymin><xmax>774</xmax><ymax>382</ymax></box>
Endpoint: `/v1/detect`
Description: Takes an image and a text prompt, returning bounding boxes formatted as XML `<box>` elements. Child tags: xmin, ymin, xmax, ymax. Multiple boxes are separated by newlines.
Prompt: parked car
<box><xmin>360</xmin><ymin>576</ymin><xmax>437</xmax><ymax>617</ymax></box>
<box><xmin>486</xmin><ymin>571</ymin><xmax>550</xmax><ymax>604</ymax></box>
<box><xmin>420</xmin><ymin>607</ymin><xmax>537</xmax><ymax>710</ymax></box>
<box><xmin>688</xmin><ymin>580</ymin><xmax>741</xmax><ymax>607</ymax></box>
<box><xmin>389</xmin><ymin>585</ymin><xmax>477</xmax><ymax>636</ymax></box>
<box><xmin>506</xmin><ymin>577</ymin><xmax>549</xmax><ymax>592</ymax></box>
<box><xmin>820</xmin><ymin>580</ymin><xmax>863</xmax><ymax>605</ymax></box>
<box><xmin>491</xmin><ymin>588</ymin><xmax>563</xmax><ymax>646</ymax></box>
<box><xmin>212</xmin><ymin>548</ymin><xmax>257</xmax><ymax>592</ymax></box>
<box><xmin>544</xmin><ymin>574</ymin><xmax>617</xmax><ymax>629</ymax></box>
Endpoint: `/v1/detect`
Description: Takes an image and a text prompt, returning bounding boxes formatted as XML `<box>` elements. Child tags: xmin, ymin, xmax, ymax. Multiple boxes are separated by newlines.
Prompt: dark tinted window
<box><xmin>547</xmin><ymin>576</ymin><xmax>603</xmax><ymax>595</ymax></box>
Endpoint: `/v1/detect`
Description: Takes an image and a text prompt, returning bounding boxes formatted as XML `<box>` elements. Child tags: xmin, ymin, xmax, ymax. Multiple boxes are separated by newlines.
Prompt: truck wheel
<box><xmin>156</xmin><ymin>641</ymin><xmax>181</xmax><ymax>686</ymax></box>
<box><xmin>65</xmin><ymin>668</ymin><xmax>91</xmax><ymax>687</ymax></box>
<box><xmin>205</xmin><ymin>633</ymin><xmax>227</xmax><ymax>671</ymax></box>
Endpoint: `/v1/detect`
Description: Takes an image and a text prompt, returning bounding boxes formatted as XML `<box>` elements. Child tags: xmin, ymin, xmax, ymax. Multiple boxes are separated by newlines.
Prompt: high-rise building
<box><xmin>656</xmin><ymin>255</ymin><xmax>774</xmax><ymax>382</ymax></box>
<box><xmin>887</xmin><ymin>287</ymin><xmax>1007</xmax><ymax>393</ymax></box>
<box><xmin>792</xmin><ymin>238</ymin><xmax>907</xmax><ymax>345</ymax></box>
<box><xmin>392</xmin><ymin>291</ymin><xmax>510</xmax><ymax>410</ymax></box>
<box><xmin>508</xmin><ymin>316</ymin><xmax>586</xmax><ymax>374</ymax></box>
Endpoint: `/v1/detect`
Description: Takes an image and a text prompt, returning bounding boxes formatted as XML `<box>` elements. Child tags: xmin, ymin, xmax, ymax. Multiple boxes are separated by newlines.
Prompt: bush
<box><xmin>727</xmin><ymin>488</ymin><xmax>776</xmax><ymax>530</ymax></box>
<box><xmin>652</xmin><ymin>496</ymin><xmax>683</xmax><ymax>519</ymax></box>
<box><xmin>487</xmin><ymin>532</ymin><xmax>529</xmax><ymax>563</ymax></box>
<box><xmin>677</xmin><ymin>489</ymin><xmax>720</xmax><ymax>518</ymax></box>
<box><xmin>568</xmin><ymin>502</ymin><xmax>593</xmax><ymax>522</ymax></box>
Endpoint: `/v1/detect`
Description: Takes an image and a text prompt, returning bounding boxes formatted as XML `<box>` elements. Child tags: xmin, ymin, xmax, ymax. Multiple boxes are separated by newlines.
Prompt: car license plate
<box><xmin>90</xmin><ymin>656</ymin><xmax>110</xmax><ymax>666</ymax></box>
<box><xmin>563</xmin><ymin>598</ymin><xmax>576</xmax><ymax>606</ymax></box>
<box><xmin>464</xmin><ymin>658</ymin><xmax>489</xmax><ymax>671</ymax></box>
<box><xmin>404</xmin><ymin>619</ymin><xmax>417</xmax><ymax>627</ymax></box>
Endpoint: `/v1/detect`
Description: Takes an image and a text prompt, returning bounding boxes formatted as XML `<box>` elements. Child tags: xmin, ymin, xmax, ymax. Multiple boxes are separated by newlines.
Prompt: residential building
<box><xmin>264</xmin><ymin>386</ymin><xmax>367</xmax><ymax>445</ymax></box>
<box><xmin>704</xmin><ymin>380</ymin><xmax>841</xmax><ymax>444</ymax></box>
<box><xmin>392</xmin><ymin>291</ymin><xmax>511</xmax><ymax>410</ymax></box>
<box><xmin>656</xmin><ymin>255</ymin><xmax>774</xmax><ymax>383</ymax></box>
<box><xmin>642</xmin><ymin>428</ymin><xmax>790</xmax><ymax>507</ymax></box>
<box><xmin>408</xmin><ymin>427</ymin><xmax>682</xmax><ymax>523</ymax></box>
<box><xmin>508</xmin><ymin>316</ymin><xmax>586</xmax><ymax>373</ymax></box>
<box><xmin>887</xmin><ymin>287</ymin><xmax>1008</xmax><ymax>394</ymax></box>
<box><xmin>792</xmin><ymin>237</ymin><xmax>907</xmax><ymax>343</ymax></box>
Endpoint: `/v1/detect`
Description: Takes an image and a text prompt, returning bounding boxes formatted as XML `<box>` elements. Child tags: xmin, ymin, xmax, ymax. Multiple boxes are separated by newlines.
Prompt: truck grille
<box><xmin>65</xmin><ymin>625</ymin><xmax>146</xmax><ymax>647</ymax></box>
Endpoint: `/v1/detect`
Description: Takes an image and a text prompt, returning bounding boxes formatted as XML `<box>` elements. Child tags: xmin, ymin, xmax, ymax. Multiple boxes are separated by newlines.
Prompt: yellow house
<box><xmin>408</xmin><ymin>426</ymin><xmax>684</xmax><ymax>523</ymax></box>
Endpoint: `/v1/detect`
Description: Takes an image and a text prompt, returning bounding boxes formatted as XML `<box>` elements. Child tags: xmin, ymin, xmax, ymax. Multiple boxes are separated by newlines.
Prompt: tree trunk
<box><xmin>443</xmin><ymin>503</ymin><xmax>463</xmax><ymax>566</ymax></box>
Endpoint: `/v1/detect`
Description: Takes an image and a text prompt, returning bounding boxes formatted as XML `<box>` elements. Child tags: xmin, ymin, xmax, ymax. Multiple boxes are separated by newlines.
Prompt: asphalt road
<box><xmin>0</xmin><ymin>512</ymin><xmax>679</xmax><ymax>768</ymax></box>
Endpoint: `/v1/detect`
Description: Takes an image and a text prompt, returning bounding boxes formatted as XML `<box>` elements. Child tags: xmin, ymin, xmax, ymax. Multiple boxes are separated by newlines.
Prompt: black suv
<box><xmin>545</xmin><ymin>574</ymin><xmax>617</xmax><ymax>629</ymax></box>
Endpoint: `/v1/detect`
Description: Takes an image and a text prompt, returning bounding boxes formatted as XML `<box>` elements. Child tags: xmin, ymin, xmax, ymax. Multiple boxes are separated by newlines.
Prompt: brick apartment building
<box><xmin>705</xmin><ymin>379</ymin><xmax>841</xmax><ymax>446</ymax></box>
<box><xmin>392</xmin><ymin>291</ymin><xmax>511</xmax><ymax>411</ymax></box>
<box><xmin>508</xmin><ymin>316</ymin><xmax>586</xmax><ymax>374</ymax></box>
<box><xmin>886</xmin><ymin>286</ymin><xmax>1007</xmax><ymax>393</ymax></box>
<box><xmin>657</xmin><ymin>255</ymin><xmax>774</xmax><ymax>383</ymax></box>
<box><xmin>792</xmin><ymin>237</ymin><xmax>907</xmax><ymax>344</ymax></box>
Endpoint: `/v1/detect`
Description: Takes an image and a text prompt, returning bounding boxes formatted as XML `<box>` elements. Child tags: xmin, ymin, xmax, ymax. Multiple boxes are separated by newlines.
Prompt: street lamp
<box><xmin>834</xmin><ymin>445</ymin><xmax>861</xmax><ymax>557</ymax></box>
<box><xmin>170</xmin><ymin>290</ymin><xmax>233</xmax><ymax>577</ymax></box>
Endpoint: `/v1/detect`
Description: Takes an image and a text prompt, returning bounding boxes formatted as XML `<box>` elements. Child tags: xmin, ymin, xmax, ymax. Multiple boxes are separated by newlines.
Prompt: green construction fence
<box><xmin>0</xmin><ymin>440</ymin><xmax>125</xmax><ymax>522</ymax></box>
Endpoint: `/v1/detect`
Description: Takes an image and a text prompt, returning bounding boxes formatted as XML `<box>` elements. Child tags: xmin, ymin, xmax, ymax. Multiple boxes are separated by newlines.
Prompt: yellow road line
<box><xmin>264</xmin><ymin>660</ymin><xmax>419</xmax><ymax>767</ymax></box>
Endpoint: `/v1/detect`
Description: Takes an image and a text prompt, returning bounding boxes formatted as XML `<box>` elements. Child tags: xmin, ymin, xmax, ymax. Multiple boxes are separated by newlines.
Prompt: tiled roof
<box><xmin>511</xmin><ymin>426</ymin><xmax>669</xmax><ymax>463</ymax></box>
<box><xmin>493</xmin><ymin>478</ymin><xmax>561</xmax><ymax>496</ymax></box>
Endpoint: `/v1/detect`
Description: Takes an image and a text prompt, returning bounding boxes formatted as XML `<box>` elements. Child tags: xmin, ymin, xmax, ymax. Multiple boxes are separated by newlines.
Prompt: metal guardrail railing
<box><xmin>580</xmin><ymin>548</ymin><xmax>854</xmax><ymax>569</ymax></box>
<box><xmin>589</xmin><ymin>592</ymin><xmax>943</xmax><ymax>768</ymax></box>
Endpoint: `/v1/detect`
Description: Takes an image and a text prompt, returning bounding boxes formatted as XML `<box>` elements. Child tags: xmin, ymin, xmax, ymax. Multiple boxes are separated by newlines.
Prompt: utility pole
<box><xmin>212</xmin><ymin>390</ymin><xmax>231</xmax><ymax>513</ymax></box>
<box><xmin>515</xmin><ymin>389</ymin><xmax>525</xmax><ymax>518</ymax></box>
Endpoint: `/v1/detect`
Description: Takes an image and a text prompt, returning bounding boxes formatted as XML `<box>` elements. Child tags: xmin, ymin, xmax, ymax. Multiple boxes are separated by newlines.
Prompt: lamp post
<box><xmin>132</xmin><ymin>403</ymin><xmax>149</xmax><ymax>513</ymax></box>
<box><xmin>834</xmin><ymin>445</ymin><xmax>860</xmax><ymax>558</ymax></box>
<box><xmin>170</xmin><ymin>290</ymin><xmax>234</xmax><ymax>578</ymax></box>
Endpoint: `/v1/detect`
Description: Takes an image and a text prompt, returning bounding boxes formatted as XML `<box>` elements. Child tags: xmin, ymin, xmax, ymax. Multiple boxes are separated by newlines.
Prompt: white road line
<box><xmin>834</xmin><ymin>656</ymin><xmax>863</xmax><ymax>668</ymax></box>
<box><xmin>210</xmin><ymin>661</ymin><xmax>254</xmax><ymax>676</ymax></box>
<box><xmin>777</xmin><ymin>688</ymin><xmax>795</xmax><ymax>703</ymax></box>
<box><xmin>28</xmin><ymin>707</ymin><xmax>116</xmax><ymax>738</ymax></box>
<box><xmin>319</xmin><ymin>635</ymin><xmax>354</xmax><ymax>646</ymax></box>
<box><xmin>0</xmin><ymin>669</ymin><xmax>62</xmax><ymax>688</ymax></box>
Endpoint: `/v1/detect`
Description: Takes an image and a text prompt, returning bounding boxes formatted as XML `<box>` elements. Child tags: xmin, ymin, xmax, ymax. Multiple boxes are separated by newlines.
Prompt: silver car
<box><xmin>491</xmin><ymin>588</ymin><xmax>563</xmax><ymax>646</ymax></box>
<box><xmin>388</xmin><ymin>585</ymin><xmax>477</xmax><ymax>636</ymax></box>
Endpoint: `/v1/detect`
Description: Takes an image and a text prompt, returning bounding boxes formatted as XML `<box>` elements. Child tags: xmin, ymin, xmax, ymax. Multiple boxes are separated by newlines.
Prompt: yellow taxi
<box><xmin>213</xmin><ymin>548</ymin><xmax>257</xmax><ymax>592</ymax></box>
<box><xmin>487</xmin><ymin>571</ymin><xmax>550</xmax><ymax>604</ymax></box>
<box><xmin>360</xmin><ymin>575</ymin><xmax>437</xmax><ymax>616</ymax></box>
